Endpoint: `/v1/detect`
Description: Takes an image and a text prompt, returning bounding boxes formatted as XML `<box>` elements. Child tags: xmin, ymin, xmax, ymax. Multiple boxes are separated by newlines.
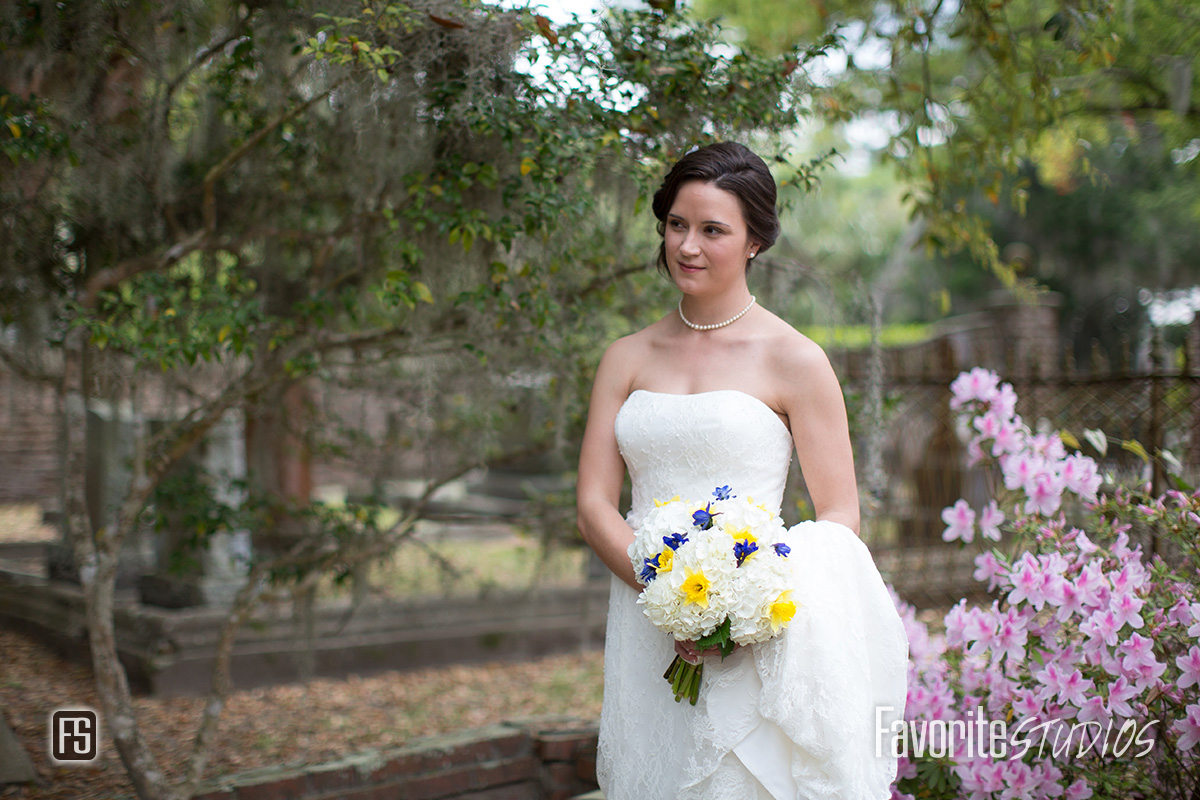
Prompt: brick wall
<box><xmin>0</xmin><ymin>365</ymin><xmax>58</xmax><ymax>504</ymax></box>
<box><xmin>193</xmin><ymin>722</ymin><xmax>599</xmax><ymax>800</ymax></box>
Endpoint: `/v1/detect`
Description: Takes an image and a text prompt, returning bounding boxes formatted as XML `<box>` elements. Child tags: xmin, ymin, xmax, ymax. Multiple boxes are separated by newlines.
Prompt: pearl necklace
<box><xmin>678</xmin><ymin>296</ymin><xmax>757</xmax><ymax>331</ymax></box>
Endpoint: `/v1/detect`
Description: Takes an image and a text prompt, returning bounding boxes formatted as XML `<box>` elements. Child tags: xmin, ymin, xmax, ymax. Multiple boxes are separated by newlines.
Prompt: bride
<box><xmin>576</xmin><ymin>142</ymin><xmax>908</xmax><ymax>799</ymax></box>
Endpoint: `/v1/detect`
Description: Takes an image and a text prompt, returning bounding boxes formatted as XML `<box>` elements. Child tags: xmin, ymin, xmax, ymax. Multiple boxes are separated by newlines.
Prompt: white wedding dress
<box><xmin>598</xmin><ymin>389</ymin><xmax>908</xmax><ymax>800</ymax></box>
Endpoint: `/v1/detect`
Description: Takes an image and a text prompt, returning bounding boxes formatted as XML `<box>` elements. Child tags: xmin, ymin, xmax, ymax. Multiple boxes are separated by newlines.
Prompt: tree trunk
<box><xmin>62</xmin><ymin>326</ymin><xmax>175</xmax><ymax>800</ymax></box>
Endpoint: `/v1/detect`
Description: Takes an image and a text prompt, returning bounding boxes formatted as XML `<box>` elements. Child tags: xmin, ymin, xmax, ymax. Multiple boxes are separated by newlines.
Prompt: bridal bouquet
<box><xmin>629</xmin><ymin>485</ymin><xmax>798</xmax><ymax>704</ymax></box>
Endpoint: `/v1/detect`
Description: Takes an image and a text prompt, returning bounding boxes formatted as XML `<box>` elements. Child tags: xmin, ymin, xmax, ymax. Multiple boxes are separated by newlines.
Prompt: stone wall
<box><xmin>193</xmin><ymin>722</ymin><xmax>599</xmax><ymax>800</ymax></box>
<box><xmin>0</xmin><ymin>569</ymin><xmax>608</xmax><ymax>697</ymax></box>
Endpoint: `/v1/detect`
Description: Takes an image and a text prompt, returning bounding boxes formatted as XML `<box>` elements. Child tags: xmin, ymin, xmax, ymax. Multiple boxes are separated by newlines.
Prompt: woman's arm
<box><xmin>576</xmin><ymin>339</ymin><xmax>642</xmax><ymax>590</ymax></box>
<box><xmin>778</xmin><ymin>338</ymin><xmax>861</xmax><ymax>534</ymax></box>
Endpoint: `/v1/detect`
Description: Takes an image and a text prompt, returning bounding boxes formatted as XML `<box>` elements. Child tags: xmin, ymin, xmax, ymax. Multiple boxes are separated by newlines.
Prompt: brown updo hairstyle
<box><xmin>651</xmin><ymin>142</ymin><xmax>780</xmax><ymax>276</ymax></box>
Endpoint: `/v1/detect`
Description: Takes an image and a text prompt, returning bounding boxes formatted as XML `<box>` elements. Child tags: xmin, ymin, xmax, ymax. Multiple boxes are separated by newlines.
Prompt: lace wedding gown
<box><xmin>598</xmin><ymin>390</ymin><xmax>908</xmax><ymax>800</ymax></box>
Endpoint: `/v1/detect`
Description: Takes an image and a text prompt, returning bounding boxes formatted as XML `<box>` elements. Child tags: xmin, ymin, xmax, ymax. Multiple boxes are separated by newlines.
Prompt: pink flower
<box><xmin>944</xmin><ymin>599</ymin><xmax>975</xmax><ymax>647</ymax></box>
<box><xmin>1064</xmin><ymin>779</ymin><xmax>1093</xmax><ymax>800</ymax></box>
<box><xmin>1118</xmin><ymin>632</ymin><xmax>1157</xmax><ymax>671</ymax></box>
<box><xmin>1034</xmin><ymin>662</ymin><xmax>1093</xmax><ymax>707</ymax></box>
<box><xmin>1106</xmin><ymin>677</ymin><xmax>1137</xmax><ymax>719</ymax></box>
<box><xmin>1054</xmin><ymin>579</ymin><xmax>1087</xmax><ymax>622</ymax></box>
<box><xmin>1173</xmin><ymin>703</ymin><xmax>1200</xmax><ymax>751</ymax></box>
<box><xmin>1008</xmin><ymin>553</ymin><xmax>1046</xmax><ymax>608</ymax></box>
<box><xmin>1056</xmin><ymin>668</ymin><xmax>1094</xmax><ymax>708</ymax></box>
<box><xmin>1110</xmin><ymin>561</ymin><xmax>1148</xmax><ymax>594</ymax></box>
<box><xmin>1111</xmin><ymin>531</ymin><xmax>1134</xmax><ymax>560</ymax></box>
<box><xmin>1061</xmin><ymin>454</ymin><xmax>1101</xmax><ymax>500</ymax></box>
<box><xmin>1012</xmin><ymin>687</ymin><xmax>1043</xmax><ymax>719</ymax></box>
<box><xmin>1168</xmin><ymin>598</ymin><xmax>1196</xmax><ymax>627</ymax></box>
<box><xmin>1040</xmin><ymin>571</ymin><xmax>1067</xmax><ymax>610</ymax></box>
<box><xmin>966</xmin><ymin>438</ymin><xmax>986</xmax><ymax>467</ymax></box>
<box><xmin>1003</xmin><ymin>453</ymin><xmax>1044</xmax><ymax>492</ymax></box>
<box><xmin>967</xmin><ymin>760</ymin><xmax>1006</xmax><ymax>794</ymax></box>
<box><xmin>1188</xmin><ymin>602</ymin><xmax>1200</xmax><ymax>639</ymax></box>
<box><xmin>942</xmin><ymin>499</ymin><xmax>976</xmax><ymax>543</ymax></box>
<box><xmin>992</xmin><ymin>382</ymin><xmax>1018</xmax><ymax>419</ymax></box>
<box><xmin>991</xmin><ymin>417</ymin><xmax>1026</xmax><ymax>457</ymax></box>
<box><xmin>1075</xmin><ymin>562</ymin><xmax>1110</xmax><ymax>609</ymax></box>
<box><xmin>974</xmin><ymin>409</ymin><xmax>1003</xmax><ymax>439</ymax></box>
<box><xmin>973</xmin><ymin>551</ymin><xmax>1006</xmax><ymax>591</ymax></box>
<box><xmin>1119</xmin><ymin>633</ymin><xmax>1167</xmax><ymax>691</ymax></box>
<box><xmin>1029</xmin><ymin>432</ymin><xmax>1067</xmax><ymax>461</ymax></box>
<box><xmin>979</xmin><ymin>500</ymin><xmax>1005</xmax><ymax>542</ymax></box>
<box><xmin>1024</xmin><ymin>470</ymin><xmax>1066</xmax><ymax>516</ymax></box>
<box><xmin>1177</xmin><ymin>645</ymin><xmax>1200</xmax><ymax>690</ymax></box>
<box><xmin>993</xmin><ymin>609</ymin><xmax>1029</xmax><ymax>663</ymax></box>
<box><xmin>1075</xmin><ymin>695</ymin><xmax>1110</xmax><ymax>729</ymax></box>
<box><xmin>1000</xmin><ymin>759</ymin><xmax>1037</xmax><ymax>800</ymax></box>
<box><xmin>1033</xmin><ymin>762</ymin><xmax>1065</xmax><ymax>797</ymax></box>
<box><xmin>1109</xmin><ymin>592</ymin><xmax>1146</xmax><ymax>631</ymax></box>
<box><xmin>951</xmin><ymin>367</ymin><xmax>1001</xmax><ymax>409</ymax></box>
<box><xmin>1071</xmin><ymin>528</ymin><xmax>1099</xmax><ymax>555</ymax></box>
<box><xmin>1080</xmin><ymin>608</ymin><xmax>1121</xmax><ymax>649</ymax></box>
<box><xmin>965</xmin><ymin>611</ymin><xmax>999</xmax><ymax>657</ymax></box>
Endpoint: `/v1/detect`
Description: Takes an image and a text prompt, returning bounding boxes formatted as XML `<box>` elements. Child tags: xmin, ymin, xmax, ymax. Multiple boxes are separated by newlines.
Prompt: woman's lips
<box><xmin>678</xmin><ymin>262</ymin><xmax>703</xmax><ymax>272</ymax></box>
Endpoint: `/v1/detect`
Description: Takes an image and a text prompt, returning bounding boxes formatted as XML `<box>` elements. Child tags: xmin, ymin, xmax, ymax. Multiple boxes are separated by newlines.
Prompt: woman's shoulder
<box><xmin>603</xmin><ymin>314</ymin><xmax>674</xmax><ymax>357</ymax></box>
<box><xmin>754</xmin><ymin>309</ymin><xmax>831</xmax><ymax>370</ymax></box>
<box><xmin>595</xmin><ymin>315</ymin><xmax>673</xmax><ymax>391</ymax></box>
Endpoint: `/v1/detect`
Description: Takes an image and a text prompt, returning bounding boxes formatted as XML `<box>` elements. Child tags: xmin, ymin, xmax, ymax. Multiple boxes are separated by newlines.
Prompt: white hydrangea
<box><xmin>630</xmin><ymin>487</ymin><xmax>799</xmax><ymax>647</ymax></box>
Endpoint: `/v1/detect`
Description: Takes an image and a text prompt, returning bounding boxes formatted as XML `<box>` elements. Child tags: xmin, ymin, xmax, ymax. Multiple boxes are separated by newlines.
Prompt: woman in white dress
<box><xmin>576</xmin><ymin>142</ymin><xmax>908</xmax><ymax>799</ymax></box>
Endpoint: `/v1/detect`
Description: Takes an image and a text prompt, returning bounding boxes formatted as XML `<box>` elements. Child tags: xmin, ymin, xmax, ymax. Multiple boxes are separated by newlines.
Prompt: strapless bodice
<box><xmin>614</xmin><ymin>390</ymin><xmax>793</xmax><ymax>528</ymax></box>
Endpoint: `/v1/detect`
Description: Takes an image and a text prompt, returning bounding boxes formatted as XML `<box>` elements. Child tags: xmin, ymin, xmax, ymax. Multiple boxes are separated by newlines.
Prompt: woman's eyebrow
<box><xmin>667</xmin><ymin>212</ymin><xmax>730</xmax><ymax>227</ymax></box>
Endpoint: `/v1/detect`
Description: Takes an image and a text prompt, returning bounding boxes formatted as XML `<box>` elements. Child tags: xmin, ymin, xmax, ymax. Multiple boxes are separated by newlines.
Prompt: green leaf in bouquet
<box><xmin>697</xmin><ymin>618</ymin><xmax>736</xmax><ymax>658</ymax></box>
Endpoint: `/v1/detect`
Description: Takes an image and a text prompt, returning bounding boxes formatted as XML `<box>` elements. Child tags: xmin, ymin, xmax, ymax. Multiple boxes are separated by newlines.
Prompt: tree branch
<box><xmin>81</xmin><ymin>229</ymin><xmax>208</xmax><ymax>309</ymax></box>
<box><xmin>167</xmin><ymin>30</ymin><xmax>246</xmax><ymax>98</ymax></box>
<box><xmin>202</xmin><ymin>83</ymin><xmax>342</xmax><ymax>234</ymax></box>
<box><xmin>564</xmin><ymin>263</ymin><xmax>649</xmax><ymax>304</ymax></box>
<box><xmin>0</xmin><ymin>338</ymin><xmax>61</xmax><ymax>385</ymax></box>
<box><xmin>1065</xmin><ymin>100</ymin><xmax>1199</xmax><ymax>119</ymax></box>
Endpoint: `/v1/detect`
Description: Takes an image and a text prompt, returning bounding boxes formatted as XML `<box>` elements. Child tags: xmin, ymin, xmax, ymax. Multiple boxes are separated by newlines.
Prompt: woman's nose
<box><xmin>679</xmin><ymin>230</ymin><xmax>701</xmax><ymax>255</ymax></box>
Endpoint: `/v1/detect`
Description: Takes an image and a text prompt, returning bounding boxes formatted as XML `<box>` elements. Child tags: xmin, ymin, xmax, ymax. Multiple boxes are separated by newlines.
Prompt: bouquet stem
<box><xmin>663</xmin><ymin>655</ymin><xmax>702</xmax><ymax>705</ymax></box>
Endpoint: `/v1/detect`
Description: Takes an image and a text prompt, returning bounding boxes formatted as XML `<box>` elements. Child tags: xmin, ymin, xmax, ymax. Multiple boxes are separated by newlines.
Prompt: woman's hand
<box><xmin>674</xmin><ymin>638</ymin><xmax>739</xmax><ymax>664</ymax></box>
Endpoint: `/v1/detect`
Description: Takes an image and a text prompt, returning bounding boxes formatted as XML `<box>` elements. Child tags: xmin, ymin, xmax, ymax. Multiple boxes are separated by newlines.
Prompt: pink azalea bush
<box><xmin>888</xmin><ymin>368</ymin><xmax>1200</xmax><ymax>800</ymax></box>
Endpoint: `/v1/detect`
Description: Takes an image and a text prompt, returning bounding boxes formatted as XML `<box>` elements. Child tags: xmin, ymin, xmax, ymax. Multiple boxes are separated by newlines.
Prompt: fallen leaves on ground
<box><xmin>0</xmin><ymin>627</ymin><xmax>604</xmax><ymax>800</ymax></box>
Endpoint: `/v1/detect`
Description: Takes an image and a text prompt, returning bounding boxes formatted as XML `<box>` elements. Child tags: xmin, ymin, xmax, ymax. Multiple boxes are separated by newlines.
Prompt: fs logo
<box><xmin>50</xmin><ymin>708</ymin><xmax>100</xmax><ymax>763</ymax></box>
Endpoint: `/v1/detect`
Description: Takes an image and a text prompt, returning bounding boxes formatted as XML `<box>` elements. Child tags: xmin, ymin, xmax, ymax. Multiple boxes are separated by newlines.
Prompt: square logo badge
<box><xmin>50</xmin><ymin>708</ymin><xmax>100</xmax><ymax>764</ymax></box>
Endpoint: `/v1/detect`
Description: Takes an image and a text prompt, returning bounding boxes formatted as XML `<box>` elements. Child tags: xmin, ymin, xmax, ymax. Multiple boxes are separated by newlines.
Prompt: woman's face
<box><xmin>663</xmin><ymin>180</ymin><xmax>757</xmax><ymax>297</ymax></box>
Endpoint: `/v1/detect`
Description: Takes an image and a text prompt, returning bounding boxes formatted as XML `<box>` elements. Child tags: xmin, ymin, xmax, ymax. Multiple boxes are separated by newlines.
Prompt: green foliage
<box><xmin>74</xmin><ymin>254</ymin><xmax>263</xmax><ymax>370</ymax></box>
<box><xmin>895</xmin><ymin>756</ymin><xmax>961</xmax><ymax>799</ymax></box>
<box><xmin>700</xmin><ymin>0</ymin><xmax>1200</xmax><ymax>294</ymax></box>
<box><xmin>0</xmin><ymin>90</ymin><xmax>72</xmax><ymax>164</ymax></box>
<box><xmin>151</xmin><ymin>462</ymin><xmax>247</xmax><ymax>576</ymax></box>
<box><xmin>800</xmin><ymin>323</ymin><xmax>933</xmax><ymax>349</ymax></box>
<box><xmin>696</xmin><ymin>617</ymin><xmax>736</xmax><ymax>658</ymax></box>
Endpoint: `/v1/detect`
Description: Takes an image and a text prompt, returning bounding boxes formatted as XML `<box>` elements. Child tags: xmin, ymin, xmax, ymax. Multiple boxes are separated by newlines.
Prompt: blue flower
<box><xmin>641</xmin><ymin>555</ymin><xmax>661</xmax><ymax>583</ymax></box>
<box><xmin>772</xmin><ymin>542</ymin><xmax>791</xmax><ymax>557</ymax></box>
<box><xmin>663</xmin><ymin>532</ymin><xmax>688</xmax><ymax>551</ymax></box>
<box><xmin>733</xmin><ymin>539</ymin><xmax>759</xmax><ymax>567</ymax></box>
<box><xmin>692</xmin><ymin>504</ymin><xmax>718</xmax><ymax>529</ymax></box>
<box><xmin>713</xmin><ymin>485</ymin><xmax>734</xmax><ymax>501</ymax></box>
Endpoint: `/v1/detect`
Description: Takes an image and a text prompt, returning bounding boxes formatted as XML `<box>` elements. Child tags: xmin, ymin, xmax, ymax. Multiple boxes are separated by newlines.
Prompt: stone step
<box><xmin>0</xmin><ymin>707</ymin><xmax>36</xmax><ymax>785</ymax></box>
